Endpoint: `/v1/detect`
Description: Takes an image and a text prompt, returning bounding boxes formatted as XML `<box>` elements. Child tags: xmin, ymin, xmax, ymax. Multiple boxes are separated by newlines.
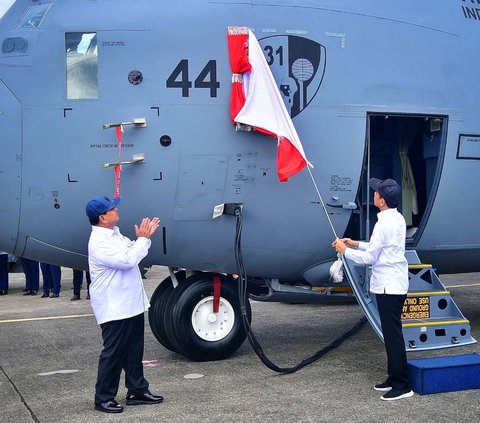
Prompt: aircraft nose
<box><xmin>0</xmin><ymin>80</ymin><xmax>22</xmax><ymax>253</ymax></box>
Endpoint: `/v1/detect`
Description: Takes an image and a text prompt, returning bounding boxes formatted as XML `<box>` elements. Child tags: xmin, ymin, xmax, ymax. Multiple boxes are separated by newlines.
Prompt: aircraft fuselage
<box><xmin>1</xmin><ymin>0</ymin><xmax>479</xmax><ymax>282</ymax></box>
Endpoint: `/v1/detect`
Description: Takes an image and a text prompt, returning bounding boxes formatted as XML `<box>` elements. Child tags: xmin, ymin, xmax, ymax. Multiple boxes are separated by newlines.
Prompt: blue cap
<box><xmin>369</xmin><ymin>178</ymin><xmax>401</xmax><ymax>208</ymax></box>
<box><xmin>86</xmin><ymin>195</ymin><xmax>122</xmax><ymax>220</ymax></box>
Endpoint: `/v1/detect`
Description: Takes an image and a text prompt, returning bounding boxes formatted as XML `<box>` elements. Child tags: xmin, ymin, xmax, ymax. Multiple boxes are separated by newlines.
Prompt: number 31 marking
<box><xmin>166</xmin><ymin>59</ymin><xmax>220</xmax><ymax>97</ymax></box>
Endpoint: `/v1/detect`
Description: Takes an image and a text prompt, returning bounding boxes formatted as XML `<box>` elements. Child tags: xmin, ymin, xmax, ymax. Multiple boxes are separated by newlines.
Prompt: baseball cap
<box><xmin>86</xmin><ymin>195</ymin><xmax>122</xmax><ymax>220</ymax></box>
<box><xmin>368</xmin><ymin>178</ymin><xmax>401</xmax><ymax>208</ymax></box>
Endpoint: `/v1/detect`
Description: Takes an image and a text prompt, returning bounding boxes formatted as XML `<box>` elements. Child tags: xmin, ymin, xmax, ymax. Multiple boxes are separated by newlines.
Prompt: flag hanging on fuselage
<box><xmin>227</xmin><ymin>27</ymin><xmax>312</xmax><ymax>182</ymax></box>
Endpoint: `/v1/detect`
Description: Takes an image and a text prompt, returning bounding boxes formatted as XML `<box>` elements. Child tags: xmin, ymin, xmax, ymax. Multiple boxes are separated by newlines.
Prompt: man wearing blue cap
<box><xmin>332</xmin><ymin>178</ymin><xmax>413</xmax><ymax>401</ymax></box>
<box><xmin>86</xmin><ymin>195</ymin><xmax>163</xmax><ymax>413</ymax></box>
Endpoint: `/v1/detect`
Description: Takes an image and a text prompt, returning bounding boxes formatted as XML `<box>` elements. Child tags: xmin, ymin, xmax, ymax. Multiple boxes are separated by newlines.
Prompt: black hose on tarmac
<box><xmin>234</xmin><ymin>208</ymin><xmax>367</xmax><ymax>374</ymax></box>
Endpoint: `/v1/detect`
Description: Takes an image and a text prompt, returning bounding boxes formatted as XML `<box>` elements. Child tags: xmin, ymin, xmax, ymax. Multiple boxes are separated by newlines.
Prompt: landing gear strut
<box><xmin>148</xmin><ymin>272</ymin><xmax>251</xmax><ymax>361</ymax></box>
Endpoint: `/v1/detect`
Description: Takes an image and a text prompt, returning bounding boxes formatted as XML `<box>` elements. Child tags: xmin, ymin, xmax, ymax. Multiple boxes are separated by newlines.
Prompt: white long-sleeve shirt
<box><xmin>344</xmin><ymin>208</ymin><xmax>409</xmax><ymax>295</ymax></box>
<box><xmin>88</xmin><ymin>225</ymin><xmax>151</xmax><ymax>324</ymax></box>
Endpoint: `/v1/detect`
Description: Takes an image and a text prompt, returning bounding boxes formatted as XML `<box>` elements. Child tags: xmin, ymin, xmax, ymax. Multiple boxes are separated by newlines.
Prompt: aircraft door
<box><xmin>0</xmin><ymin>80</ymin><xmax>21</xmax><ymax>253</ymax></box>
<box><xmin>352</xmin><ymin>113</ymin><xmax>446</xmax><ymax>242</ymax></box>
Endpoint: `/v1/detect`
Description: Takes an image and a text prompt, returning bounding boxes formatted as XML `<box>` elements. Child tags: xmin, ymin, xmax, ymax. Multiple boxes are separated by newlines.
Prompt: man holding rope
<box><xmin>332</xmin><ymin>178</ymin><xmax>413</xmax><ymax>401</ymax></box>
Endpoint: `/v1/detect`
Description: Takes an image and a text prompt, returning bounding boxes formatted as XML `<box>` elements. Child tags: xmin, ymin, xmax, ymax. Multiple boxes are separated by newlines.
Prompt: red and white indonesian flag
<box><xmin>227</xmin><ymin>27</ymin><xmax>312</xmax><ymax>182</ymax></box>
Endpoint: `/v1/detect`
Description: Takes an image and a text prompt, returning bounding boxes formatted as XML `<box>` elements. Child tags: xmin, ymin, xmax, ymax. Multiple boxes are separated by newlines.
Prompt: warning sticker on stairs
<box><xmin>402</xmin><ymin>296</ymin><xmax>430</xmax><ymax>319</ymax></box>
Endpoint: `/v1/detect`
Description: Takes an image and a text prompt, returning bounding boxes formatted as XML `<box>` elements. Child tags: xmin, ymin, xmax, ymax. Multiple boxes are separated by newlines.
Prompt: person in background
<box><xmin>86</xmin><ymin>195</ymin><xmax>163</xmax><ymax>414</ymax></box>
<box><xmin>21</xmin><ymin>257</ymin><xmax>40</xmax><ymax>295</ymax></box>
<box><xmin>0</xmin><ymin>252</ymin><xmax>8</xmax><ymax>295</ymax></box>
<box><xmin>332</xmin><ymin>178</ymin><xmax>413</xmax><ymax>401</ymax></box>
<box><xmin>71</xmin><ymin>269</ymin><xmax>91</xmax><ymax>301</ymax></box>
<box><xmin>40</xmin><ymin>262</ymin><xmax>62</xmax><ymax>298</ymax></box>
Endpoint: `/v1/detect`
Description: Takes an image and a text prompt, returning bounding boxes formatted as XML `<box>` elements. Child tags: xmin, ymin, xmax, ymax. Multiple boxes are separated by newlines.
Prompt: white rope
<box><xmin>307</xmin><ymin>166</ymin><xmax>339</xmax><ymax>239</ymax></box>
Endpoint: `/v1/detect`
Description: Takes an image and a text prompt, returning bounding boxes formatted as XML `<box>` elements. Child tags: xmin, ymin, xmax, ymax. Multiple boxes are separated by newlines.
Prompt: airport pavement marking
<box><xmin>143</xmin><ymin>360</ymin><xmax>160</xmax><ymax>368</ymax></box>
<box><xmin>184</xmin><ymin>373</ymin><xmax>205</xmax><ymax>379</ymax></box>
<box><xmin>0</xmin><ymin>314</ymin><xmax>94</xmax><ymax>324</ymax></box>
<box><xmin>38</xmin><ymin>370</ymin><xmax>80</xmax><ymax>376</ymax></box>
<box><xmin>445</xmin><ymin>283</ymin><xmax>480</xmax><ymax>289</ymax></box>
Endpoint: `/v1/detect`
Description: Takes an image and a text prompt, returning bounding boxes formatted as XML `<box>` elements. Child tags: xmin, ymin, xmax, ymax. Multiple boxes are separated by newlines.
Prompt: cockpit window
<box><xmin>16</xmin><ymin>3</ymin><xmax>52</xmax><ymax>29</ymax></box>
<box><xmin>66</xmin><ymin>32</ymin><xmax>98</xmax><ymax>100</ymax></box>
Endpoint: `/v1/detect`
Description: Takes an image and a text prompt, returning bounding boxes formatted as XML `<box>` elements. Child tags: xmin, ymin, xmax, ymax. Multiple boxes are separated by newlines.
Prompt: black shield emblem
<box><xmin>259</xmin><ymin>35</ymin><xmax>326</xmax><ymax>118</ymax></box>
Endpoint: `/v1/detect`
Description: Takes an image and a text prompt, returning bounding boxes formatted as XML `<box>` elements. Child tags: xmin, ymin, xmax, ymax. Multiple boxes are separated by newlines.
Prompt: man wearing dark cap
<box><xmin>86</xmin><ymin>195</ymin><xmax>163</xmax><ymax>413</ymax></box>
<box><xmin>332</xmin><ymin>178</ymin><xmax>413</xmax><ymax>401</ymax></box>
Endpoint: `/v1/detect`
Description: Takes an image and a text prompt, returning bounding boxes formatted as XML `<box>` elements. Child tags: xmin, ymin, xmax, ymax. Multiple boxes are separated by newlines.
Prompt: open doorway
<box><xmin>345</xmin><ymin>113</ymin><xmax>447</xmax><ymax>245</ymax></box>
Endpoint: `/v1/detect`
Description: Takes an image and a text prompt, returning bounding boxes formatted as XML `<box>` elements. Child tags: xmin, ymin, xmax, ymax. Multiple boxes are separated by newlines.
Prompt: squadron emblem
<box><xmin>259</xmin><ymin>35</ymin><xmax>326</xmax><ymax>118</ymax></box>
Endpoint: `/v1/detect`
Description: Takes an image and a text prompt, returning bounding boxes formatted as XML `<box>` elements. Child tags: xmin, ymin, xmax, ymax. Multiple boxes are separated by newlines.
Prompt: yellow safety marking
<box><xmin>402</xmin><ymin>319</ymin><xmax>470</xmax><ymax>328</ymax></box>
<box><xmin>0</xmin><ymin>314</ymin><xmax>94</xmax><ymax>324</ymax></box>
<box><xmin>370</xmin><ymin>263</ymin><xmax>432</xmax><ymax>270</ymax></box>
<box><xmin>407</xmin><ymin>291</ymin><xmax>450</xmax><ymax>296</ymax></box>
<box><xmin>408</xmin><ymin>264</ymin><xmax>432</xmax><ymax>269</ymax></box>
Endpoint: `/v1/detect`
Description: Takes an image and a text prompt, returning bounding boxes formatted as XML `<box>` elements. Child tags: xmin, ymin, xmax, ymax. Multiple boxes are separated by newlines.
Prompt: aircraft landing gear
<box><xmin>149</xmin><ymin>272</ymin><xmax>251</xmax><ymax>361</ymax></box>
<box><xmin>148</xmin><ymin>270</ymin><xmax>186</xmax><ymax>352</ymax></box>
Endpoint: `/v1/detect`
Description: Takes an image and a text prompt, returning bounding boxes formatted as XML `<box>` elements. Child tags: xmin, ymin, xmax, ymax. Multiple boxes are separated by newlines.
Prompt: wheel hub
<box><xmin>192</xmin><ymin>296</ymin><xmax>235</xmax><ymax>342</ymax></box>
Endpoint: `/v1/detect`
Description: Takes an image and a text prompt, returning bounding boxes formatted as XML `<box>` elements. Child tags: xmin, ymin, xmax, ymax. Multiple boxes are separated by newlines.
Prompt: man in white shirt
<box><xmin>332</xmin><ymin>178</ymin><xmax>413</xmax><ymax>401</ymax></box>
<box><xmin>86</xmin><ymin>195</ymin><xmax>163</xmax><ymax>413</ymax></box>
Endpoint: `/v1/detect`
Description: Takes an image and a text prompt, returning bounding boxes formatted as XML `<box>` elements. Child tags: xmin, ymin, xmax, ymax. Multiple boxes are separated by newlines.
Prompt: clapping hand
<box><xmin>135</xmin><ymin>217</ymin><xmax>160</xmax><ymax>239</ymax></box>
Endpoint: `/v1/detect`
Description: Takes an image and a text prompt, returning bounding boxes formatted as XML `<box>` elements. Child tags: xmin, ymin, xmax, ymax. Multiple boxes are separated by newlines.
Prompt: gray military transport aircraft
<box><xmin>1</xmin><ymin>0</ymin><xmax>479</xmax><ymax>362</ymax></box>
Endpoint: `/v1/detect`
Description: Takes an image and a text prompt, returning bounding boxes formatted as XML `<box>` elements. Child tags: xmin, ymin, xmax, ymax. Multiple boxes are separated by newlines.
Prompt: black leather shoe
<box><xmin>126</xmin><ymin>391</ymin><xmax>163</xmax><ymax>405</ymax></box>
<box><xmin>41</xmin><ymin>293</ymin><xmax>49</xmax><ymax>298</ymax></box>
<box><xmin>94</xmin><ymin>400</ymin><xmax>124</xmax><ymax>413</ymax></box>
<box><xmin>23</xmin><ymin>291</ymin><xmax>32</xmax><ymax>296</ymax></box>
<box><xmin>30</xmin><ymin>290</ymin><xmax>38</xmax><ymax>295</ymax></box>
<box><xmin>0</xmin><ymin>289</ymin><xmax>7</xmax><ymax>295</ymax></box>
<box><xmin>50</xmin><ymin>293</ymin><xmax>59</xmax><ymax>298</ymax></box>
<box><xmin>71</xmin><ymin>294</ymin><xmax>80</xmax><ymax>301</ymax></box>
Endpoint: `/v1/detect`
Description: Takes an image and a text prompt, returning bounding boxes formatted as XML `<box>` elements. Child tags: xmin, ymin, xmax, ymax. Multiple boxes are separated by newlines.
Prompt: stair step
<box><xmin>342</xmin><ymin>249</ymin><xmax>476</xmax><ymax>351</ymax></box>
<box><xmin>408</xmin><ymin>263</ymin><xmax>432</xmax><ymax>269</ymax></box>
<box><xmin>403</xmin><ymin>317</ymin><xmax>470</xmax><ymax>328</ymax></box>
<box><xmin>371</xmin><ymin>263</ymin><xmax>433</xmax><ymax>270</ymax></box>
<box><xmin>407</xmin><ymin>290</ymin><xmax>449</xmax><ymax>296</ymax></box>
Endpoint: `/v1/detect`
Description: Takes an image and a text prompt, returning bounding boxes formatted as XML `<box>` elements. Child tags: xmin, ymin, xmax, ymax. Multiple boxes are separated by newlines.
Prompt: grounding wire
<box><xmin>234</xmin><ymin>209</ymin><xmax>366</xmax><ymax>374</ymax></box>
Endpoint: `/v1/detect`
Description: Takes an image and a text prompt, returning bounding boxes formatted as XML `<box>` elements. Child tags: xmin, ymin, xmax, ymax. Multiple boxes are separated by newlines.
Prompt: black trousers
<box><xmin>72</xmin><ymin>269</ymin><xmax>91</xmax><ymax>296</ymax></box>
<box><xmin>376</xmin><ymin>293</ymin><xmax>410</xmax><ymax>391</ymax></box>
<box><xmin>95</xmin><ymin>313</ymin><xmax>149</xmax><ymax>404</ymax></box>
<box><xmin>21</xmin><ymin>258</ymin><xmax>39</xmax><ymax>292</ymax></box>
<box><xmin>0</xmin><ymin>254</ymin><xmax>8</xmax><ymax>291</ymax></box>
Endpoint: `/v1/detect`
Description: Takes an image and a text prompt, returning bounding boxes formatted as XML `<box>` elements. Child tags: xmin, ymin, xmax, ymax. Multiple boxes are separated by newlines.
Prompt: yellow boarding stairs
<box><xmin>342</xmin><ymin>250</ymin><xmax>476</xmax><ymax>351</ymax></box>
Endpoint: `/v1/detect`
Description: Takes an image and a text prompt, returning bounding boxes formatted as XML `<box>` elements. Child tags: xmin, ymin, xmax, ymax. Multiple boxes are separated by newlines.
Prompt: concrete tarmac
<box><xmin>1</xmin><ymin>267</ymin><xmax>479</xmax><ymax>423</ymax></box>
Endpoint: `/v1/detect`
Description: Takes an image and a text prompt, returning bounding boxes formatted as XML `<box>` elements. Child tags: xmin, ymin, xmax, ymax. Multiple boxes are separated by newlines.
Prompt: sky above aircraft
<box><xmin>0</xmin><ymin>0</ymin><xmax>14</xmax><ymax>19</ymax></box>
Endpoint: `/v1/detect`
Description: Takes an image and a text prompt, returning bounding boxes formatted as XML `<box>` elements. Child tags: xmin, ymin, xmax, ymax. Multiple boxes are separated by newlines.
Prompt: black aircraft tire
<box><xmin>162</xmin><ymin>273</ymin><xmax>210</xmax><ymax>357</ymax></box>
<box><xmin>148</xmin><ymin>271</ymin><xmax>186</xmax><ymax>352</ymax></box>
<box><xmin>164</xmin><ymin>273</ymin><xmax>251</xmax><ymax>361</ymax></box>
